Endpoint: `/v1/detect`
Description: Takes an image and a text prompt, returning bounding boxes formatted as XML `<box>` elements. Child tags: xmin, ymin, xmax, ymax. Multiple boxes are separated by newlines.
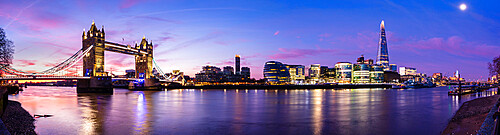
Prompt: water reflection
<box><xmin>8</xmin><ymin>86</ymin><xmax>500</xmax><ymax>134</ymax></box>
<box><xmin>311</xmin><ymin>89</ymin><xmax>323</xmax><ymax>134</ymax></box>
<box><xmin>77</xmin><ymin>93</ymin><xmax>112</xmax><ymax>134</ymax></box>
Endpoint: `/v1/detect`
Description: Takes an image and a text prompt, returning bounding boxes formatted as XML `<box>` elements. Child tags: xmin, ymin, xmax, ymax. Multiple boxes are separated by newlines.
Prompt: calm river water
<box><xmin>8</xmin><ymin>86</ymin><xmax>499</xmax><ymax>135</ymax></box>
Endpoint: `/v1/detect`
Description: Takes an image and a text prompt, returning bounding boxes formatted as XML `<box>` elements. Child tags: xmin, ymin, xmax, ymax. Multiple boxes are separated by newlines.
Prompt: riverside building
<box><xmin>286</xmin><ymin>65</ymin><xmax>306</xmax><ymax>84</ymax></box>
<box><xmin>264</xmin><ymin>61</ymin><xmax>290</xmax><ymax>83</ymax></box>
<box><xmin>399</xmin><ymin>67</ymin><xmax>417</xmax><ymax>76</ymax></box>
<box><xmin>241</xmin><ymin>67</ymin><xmax>250</xmax><ymax>81</ymax></box>
<box><xmin>370</xmin><ymin>65</ymin><xmax>384</xmax><ymax>83</ymax></box>
<box><xmin>353</xmin><ymin>64</ymin><xmax>371</xmax><ymax>83</ymax></box>
<box><xmin>309</xmin><ymin>64</ymin><xmax>321</xmax><ymax>83</ymax></box>
<box><xmin>335</xmin><ymin>62</ymin><xmax>353</xmax><ymax>83</ymax></box>
<box><xmin>376</xmin><ymin>20</ymin><xmax>390</xmax><ymax>71</ymax></box>
<box><xmin>195</xmin><ymin>66</ymin><xmax>223</xmax><ymax>82</ymax></box>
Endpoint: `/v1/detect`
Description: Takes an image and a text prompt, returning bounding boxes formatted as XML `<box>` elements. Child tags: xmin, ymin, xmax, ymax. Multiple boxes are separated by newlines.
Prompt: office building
<box><xmin>223</xmin><ymin>66</ymin><xmax>234</xmax><ymax>75</ymax></box>
<box><xmin>195</xmin><ymin>66</ymin><xmax>223</xmax><ymax>82</ymax></box>
<box><xmin>309</xmin><ymin>64</ymin><xmax>321</xmax><ymax>83</ymax></box>
<box><xmin>286</xmin><ymin>65</ymin><xmax>306</xmax><ymax>84</ymax></box>
<box><xmin>399</xmin><ymin>67</ymin><xmax>417</xmax><ymax>76</ymax></box>
<box><xmin>264</xmin><ymin>61</ymin><xmax>290</xmax><ymax>83</ymax></box>
<box><xmin>326</xmin><ymin>68</ymin><xmax>336</xmax><ymax>82</ymax></box>
<box><xmin>370</xmin><ymin>65</ymin><xmax>384</xmax><ymax>83</ymax></box>
<box><xmin>353</xmin><ymin>64</ymin><xmax>371</xmax><ymax>83</ymax></box>
<box><xmin>335</xmin><ymin>62</ymin><xmax>352</xmax><ymax>83</ymax></box>
<box><xmin>389</xmin><ymin>64</ymin><xmax>397</xmax><ymax>72</ymax></box>
<box><xmin>235</xmin><ymin>55</ymin><xmax>240</xmax><ymax>74</ymax></box>
<box><xmin>376</xmin><ymin>20</ymin><xmax>390</xmax><ymax>71</ymax></box>
<box><xmin>241</xmin><ymin>67</ymin><xmax>250</xmax><ymax>81</ymax></box>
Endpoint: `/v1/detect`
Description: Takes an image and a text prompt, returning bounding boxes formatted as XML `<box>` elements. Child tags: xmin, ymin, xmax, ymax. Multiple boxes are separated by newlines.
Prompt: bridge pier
<box><xmin>128</xmin><ymin>78</ymin><xmax>162</xmax><ymax>90</ymax></box>
<box><xmin>77</xmin><ymin>76</ymin><xmax>113</xmax><ymax>93</ymax></box>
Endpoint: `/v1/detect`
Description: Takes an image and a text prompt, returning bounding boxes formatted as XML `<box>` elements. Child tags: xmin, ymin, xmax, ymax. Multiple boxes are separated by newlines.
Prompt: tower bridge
<box><xmin>0</xmin><ymin>21</ymin><xmax>184</xmax><ymax>92</ymax></box>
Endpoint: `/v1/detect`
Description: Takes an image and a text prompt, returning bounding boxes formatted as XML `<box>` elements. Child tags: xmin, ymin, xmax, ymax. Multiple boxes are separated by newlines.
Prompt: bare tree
<box><xmin>0</xmin><ymin>28</ymin><xmax>14</xmax><ymax>65</ymax></box>
<box><xmin>488</xmin><ymin>55</ymin><xmax>500</xmax><ymax>79</ymax></box>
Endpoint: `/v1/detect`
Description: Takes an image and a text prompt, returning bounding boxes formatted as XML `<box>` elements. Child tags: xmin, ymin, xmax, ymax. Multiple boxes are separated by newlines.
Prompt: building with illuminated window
<box><xmin>235</xmin><ymin>55</ymin><xmax>240</xmax><ymax>75</ymax></box>
<box><xmin>376</xmin><ymin>20</ymin><xmax>390</xmax><ymax>71</ymax></box>
<box><xmin>264</xmin><ymin>61</ymin><xmax>290</xmax><ymax>83</ymax></box>
<box><xmin>309</xmin><ymin>64</ymin><xmax>321</xmax><ymax>83</ymax></box>
<box><xmin>353</xmin><ymin>64</ymin><xmax>371</xmax><ymax>83</ymax></box>
<box><xmin>432</xmin><ymin>72</ymin><xmax>443</xmax><ymax>85</ymax></box>
<box><xmin>325</xmin><ymin>68</ymin><xmax>336</xmax><ymax>82</ymax></box>
<box><xmin>335</xmin><ymin>62</ymin><xmax>352</xmax><ymax>83</ymax></box>
<box><xmin>286</xmin><ymin>65</ymin><xmax>305</xmax><ymax>84</ymax></box>
<box><xmin>195</xmin><ymin>66</ymin><xmax>223</xmax><ymax>82</ymax></box>
<box><xmin>399</xmin><ymin>67</ymin><xmax>417</xmax><ymax>76</ymax></box>
<box><xmin>125</xmin><ymin>69</ymin><xmax>135</xmax><ymax>78</ymax></box>
<box><xmin>389</xmin><ymin>64</ymin><xmax>397</xmax><ymax>72</ymax></box>
<box><xmin>356</xmin><ymin>55</ymin><xmax>373</xmax><ymax>65</ymax></box>
<box><xmin>223</xmin><ymin>66</ymin><xmax>234</xmax><ymax>75</ymax></box>
<box><xmin>370</xmin><ymin>65</ymin><xmax>384</xmax><ymax>83</ymax></box>
<box><xmin>241</xmin><ymin>67</ymin><xmax>250</xmax><ymax>81</ymax></box>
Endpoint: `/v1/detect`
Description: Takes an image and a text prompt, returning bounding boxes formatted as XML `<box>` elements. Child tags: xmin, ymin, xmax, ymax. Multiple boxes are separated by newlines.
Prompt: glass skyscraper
<box><xmin>376</xmin><ymin>20</ymin><xmax>390</xmax><ymax>71</ymax></box>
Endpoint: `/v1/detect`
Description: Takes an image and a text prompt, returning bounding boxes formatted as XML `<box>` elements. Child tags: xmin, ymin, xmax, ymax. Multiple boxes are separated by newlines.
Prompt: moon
<box><xmin>459</xmin><ymin>3</ymin><xmax>467</xmax><ymax>11</ymax></box>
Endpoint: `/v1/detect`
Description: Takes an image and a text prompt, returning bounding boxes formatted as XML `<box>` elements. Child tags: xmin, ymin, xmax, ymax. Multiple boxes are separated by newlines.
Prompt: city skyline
<box><xmin>1</xmin><ymin>0</ymin><xmax>499</xmax><ymax>80</ymax></box>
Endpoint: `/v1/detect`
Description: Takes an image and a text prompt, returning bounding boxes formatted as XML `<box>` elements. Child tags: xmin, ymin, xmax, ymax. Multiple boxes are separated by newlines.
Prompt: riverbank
<box><xmin>442</xmin><ymin>95</ymin><xmax>500</xmax><ymax>135</ymax></box>
<box><xmin>1</xmin><ymin>100</ymin><xmax>36</xmax><ymax>135</ymax></box>
<box><xmin>165</xmin><ymin>84</ymin><xmax>393</xmax><ymax>89</ymax></box>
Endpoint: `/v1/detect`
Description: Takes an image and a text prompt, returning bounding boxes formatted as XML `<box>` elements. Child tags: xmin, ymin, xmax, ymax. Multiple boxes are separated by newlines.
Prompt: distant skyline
<box><xmin>1</xmin><ymin>0</ymin><xmax>499</xmax><ymax>80</ymax></box>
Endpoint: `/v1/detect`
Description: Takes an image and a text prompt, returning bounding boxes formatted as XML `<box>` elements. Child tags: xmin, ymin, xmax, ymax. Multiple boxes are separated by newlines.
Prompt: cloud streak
<box><xmin>269</xmin><ymin>48</ymin><xmax>345</xmax><ymax>59</ymax></box>
<box><xmin>401</xmin><ymin>36</ymin><xmax>500</xmax><ymax>58</ymax></box>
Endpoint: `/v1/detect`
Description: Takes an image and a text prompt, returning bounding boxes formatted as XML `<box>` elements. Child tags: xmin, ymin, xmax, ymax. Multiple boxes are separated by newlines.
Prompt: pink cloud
<box><xmin>274</xmin><ymin>31</ymin><xmax>280</xmax><ymax>36</ymax></box>
<box><xmin>336</xmin><ymin>31</ymin><xmax>378</xmax><ymax>51</ymax></box>
<box><xmin>120</xmin><ymin>0</ymin><xmax>147</xmax><ymax>9</ymax></box>
<box><xmin>0</xmin><ymin>2</ymin><xmax>69</xmax><ymax>32</ymax></box>
<box><xmin>402</xmin><ymin>36</ymin><xmax>500</xmax><ymax>58</ymax></box>
<box><xmin>14</xmin><ymin>60</ymin><xmax>37</xmax><ymax>67</ymax></box>
<box><xmin>269</xmin><ymin>48</ymin><xmax>343</xmax><ymax>59</ymax></box>
<box><xmin>318</xmin><ymin>33</ymin><xmax>331</xmax><ymax>38</ymax></box>
<box><xmin>213</xmin><ymin>39</ymin><xmax>250</xmax><ymax>46</ymax></box>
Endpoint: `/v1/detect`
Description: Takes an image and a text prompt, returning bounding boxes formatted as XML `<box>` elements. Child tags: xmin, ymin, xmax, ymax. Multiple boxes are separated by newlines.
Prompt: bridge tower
<box><xmin>78</xmin><ymin>21</ymin><xmax>112</xmax><ymax>93</ymax></box>
<box><xmin>82</xmin><ymin>20</ymin><xmax>107</xmax><ymax>77</ymax></box>
<box><xmin>135</xmin><ymin>37</ymin><xmax>154</xmax><ymax>79</ymax></box>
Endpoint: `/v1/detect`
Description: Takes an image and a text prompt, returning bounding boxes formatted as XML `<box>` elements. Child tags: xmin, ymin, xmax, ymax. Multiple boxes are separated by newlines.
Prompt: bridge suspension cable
<box><xmin>0</xmin><ymin>45</ymin><xmax>94</xmax><ymax>76</ymax></box>
<box><xmin>152</xmin><ymin>59</ymin><xmax>168</xmax><ymax>80</ymax></box>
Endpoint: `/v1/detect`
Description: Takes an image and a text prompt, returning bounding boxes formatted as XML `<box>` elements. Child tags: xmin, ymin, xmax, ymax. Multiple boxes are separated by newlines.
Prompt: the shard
<box><xmin>376</xmin><ymin>20</ymin><xmax>390</xmax><ymax>71</ymax></box>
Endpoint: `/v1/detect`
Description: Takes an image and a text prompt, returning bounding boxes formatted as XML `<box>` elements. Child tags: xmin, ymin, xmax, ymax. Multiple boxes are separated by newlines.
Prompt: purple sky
<box><xmin>1</xmin><ymin>0</ymin><xmax>499</xmax><ymax>81</ymax></box>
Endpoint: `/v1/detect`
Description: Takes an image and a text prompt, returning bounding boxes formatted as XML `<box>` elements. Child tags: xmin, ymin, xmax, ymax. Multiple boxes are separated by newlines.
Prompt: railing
<box><xmin>478</xmin><ymin>86</ymin><xmax>500</xmax><ymax>135</ymax></box>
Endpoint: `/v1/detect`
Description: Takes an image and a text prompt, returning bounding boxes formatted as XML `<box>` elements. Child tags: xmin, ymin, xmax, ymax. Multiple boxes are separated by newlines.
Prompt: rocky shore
<box><xmin>442</xmin><ymin>95</ymin><xmax>500</xmax><ymax>135</ymax></box>
<box><xmin>1</xmin><ymin>100</ymin><xmax>36</xmax><ymax>135</ymax></box>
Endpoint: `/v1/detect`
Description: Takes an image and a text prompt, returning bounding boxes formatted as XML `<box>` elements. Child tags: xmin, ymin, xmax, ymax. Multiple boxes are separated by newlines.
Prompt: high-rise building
<box><xmin>286</xmin><ymin>65</ymin><xmax>306</xmax><ymax>84</ymax></box>
<box><xmin>235</xmin><ymin>55</ymin><xmax>240</xmax><ymax>74</ymax></box>
<box><xmin>376</xmin><ymin>20</ymin><xmax>390</xmax><ymax>71</ymax></box>
<box><xmin>335</xmin><ymin>62</ymin><xmax>352</xmax><ymax>83</ymax></box>
<box><xmin>264</xmin><ymin>61</ymin><xmax>290</xmax><ymax>83</ymax></box>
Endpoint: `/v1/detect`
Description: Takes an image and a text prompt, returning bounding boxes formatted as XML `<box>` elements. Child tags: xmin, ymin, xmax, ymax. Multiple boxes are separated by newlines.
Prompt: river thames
<box><xmin>8</xmin><ymin>86</ymin><xmax>498</xmax><ymax>134</ymax></box>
